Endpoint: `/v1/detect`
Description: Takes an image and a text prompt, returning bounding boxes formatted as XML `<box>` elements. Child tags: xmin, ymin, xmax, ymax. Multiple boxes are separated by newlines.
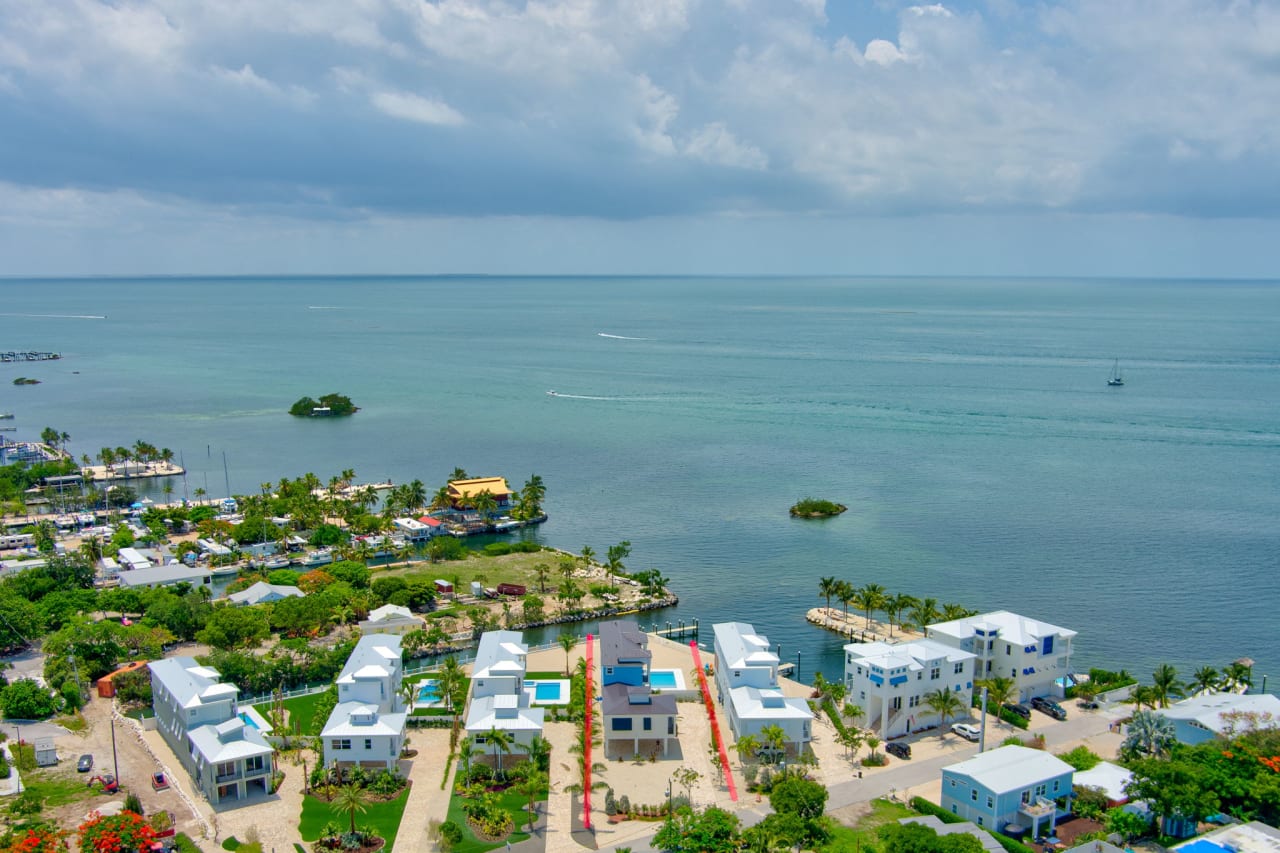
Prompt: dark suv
<box><xmin>885</xmin><ymin>741</ymin><xmax>911</xmax><ymax>760</ymax></box>
<box><xmin>1030</xmin><ymin>696</ymin><xmax>1068</xmax><ymax>720</ymax></box>
<box><xmin>1003</xmin><ymin>702</ymin><xmax>1032</xmax><ymax>720</ymax></box>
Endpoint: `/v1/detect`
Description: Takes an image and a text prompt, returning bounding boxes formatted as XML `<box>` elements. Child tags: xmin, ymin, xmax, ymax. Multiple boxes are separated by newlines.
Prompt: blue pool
<box><xmin>650</xmin><ymin>671</ymin><xmax>678</xmax><ymax>689</ymax></box>
<box><xmin>238</xmin><ymin>712</ymin><xmax>259</xmax><ymax>729</ymax></box>
<box><xmin>535</xmin><ymin>682</ymin><xmax>561</xmax><ymax>701</ymax></box>
<box><xmin>417</xmin><ymin>680</ymin><xmax>440</xmax><ymax>703</ymax></box>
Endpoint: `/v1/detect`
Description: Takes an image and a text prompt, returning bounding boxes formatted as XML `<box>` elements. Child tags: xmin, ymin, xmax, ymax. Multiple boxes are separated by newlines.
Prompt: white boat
<box><xmin>546</xmin><ymin>390</ymin><xmax>558</xmax><ymax>396</ymax></box>
<box><xmin>1107</xmin><ymin>359</ymin><xmax>1124</xmax><ymax>387</ymax></box>
<box><xmin>300</xmin><ymin>547</ymin><xmax>333</xmax><ymax>567</ymax></box>
<box><xmin>263</xmin><ymin>555</ymin><xmax>292</xmax><ymax>570</ymax></box>
<box><xmin>211</xmin><ymin>564</ymin><xmax>241</xmax><ymax>578</ymax></box>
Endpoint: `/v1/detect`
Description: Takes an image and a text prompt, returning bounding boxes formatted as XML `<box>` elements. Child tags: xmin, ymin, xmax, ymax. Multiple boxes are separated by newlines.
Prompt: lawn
<box><xmin>262</xmin><ymin>691</ymin><xmax>329</xmax><ymax>735</ymax></box>
<box><xmin>445</xmin><ymin>784</ymin><xmax>544</xmax><ymax>853</ymax></box>
<box><xmin>823</xmin><ymin>798</ymin><xmax>917</xmax><ymax>853</ymax></box>
<box><xmin>376</xmin><ymin>549</ymin><xmax>574</xmax><ymax>599</ymax></box>
<box><xmin>18</xmin><ymin>772</ymin><xmax>99</xmax><ymax>809</ymax></box>
<box><xmin>299</xmin><ymin>788</ymin><xmax>411</xmax><ymax>848</ymax></box>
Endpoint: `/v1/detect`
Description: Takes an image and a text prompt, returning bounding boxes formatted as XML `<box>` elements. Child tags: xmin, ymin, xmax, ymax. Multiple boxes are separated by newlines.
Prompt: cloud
<box><xmin>370</xmin><ymin>90</ymin><xmax>465</xmax><ymax>126</ymax></box>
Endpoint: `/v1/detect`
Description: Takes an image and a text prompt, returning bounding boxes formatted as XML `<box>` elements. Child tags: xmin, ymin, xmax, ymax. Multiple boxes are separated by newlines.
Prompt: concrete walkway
<box><xmin>393</xmin><ymin>727</ymin><xmax>456</xmax><ymax>853</ymax></box>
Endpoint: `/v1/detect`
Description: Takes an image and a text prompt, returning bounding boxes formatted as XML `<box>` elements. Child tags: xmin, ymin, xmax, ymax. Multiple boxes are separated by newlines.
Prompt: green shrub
<box><xmin>1057</xmin><ymin>745</ymin><xmax>1102</xmax><ymax>771</ymax></box>
<box><xmin>437</xmin><ymin>820</ymin><xmax>464</xmax><ymax>851</ymax></box>
<box><xmin>173</xmin><ymin>833</ymin><xmax>201</xmax><ymax>853</ymax></box>
<box><xmin>123</xmin><ymin>791</ymin><xmax>143</xmax><ymax>815</ymax></box>
<box><xmin>482</xmin><ymin>543</ymin><xmax>512</xmax><ymax>556</ymax></box>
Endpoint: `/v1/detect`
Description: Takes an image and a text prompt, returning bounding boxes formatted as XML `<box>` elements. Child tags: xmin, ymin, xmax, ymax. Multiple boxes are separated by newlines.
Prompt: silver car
<box><xmin>950</xmin><ymin>722</ymin><xmax>981</xmax><ymax>742</ymax></box>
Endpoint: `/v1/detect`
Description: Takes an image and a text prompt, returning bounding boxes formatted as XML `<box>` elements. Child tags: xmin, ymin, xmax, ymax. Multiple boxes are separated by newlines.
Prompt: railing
<box><xmin>215</xmin><ymin>769</ymin><xmax>242</xmax><ymax>783</ymax></box>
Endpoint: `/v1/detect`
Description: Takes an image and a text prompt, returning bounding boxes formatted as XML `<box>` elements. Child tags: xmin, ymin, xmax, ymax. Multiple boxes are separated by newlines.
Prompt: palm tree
<box><xmin>817</xmin><ymin>576</ymin><xmax>840</xmax><ymax>616</ymax></box>
<box><xmin>456</xmin><ymin>738</ymin><xmax>478</xmax><ymax>779</ymax></box>
<box><xmin>533</xmin><ymin>562</ymin><xmax>551</xmax><ymax>594</ymax></box>
<box><xmin>925</xmin><ymin>687</ymin><xmax>965</xmax><ymax>729</ymax></box>
<box><xmin>580</xmin><ymin>545</ymin><xmax>596</xmax><ymax>567</ymax></box>
<box><xmin>1122</xmin><ymin>710</ymin><xmax>1176</xmax><ymax>759</ymax></box>
<box><xmin>525</xmin><ymin>734</ymin><xmax>551</xmax><ymax>772</ymax></box>
<box><xmin>941</xmin><ymin>602</ymin><xmax>973</xmax><ymax>621</ymax></box>
<box><xmin>908</xmin><ymin>597</ymin><xmax>942</xmax><ymax>632</ymax></box>
<box><xmin>558</xmin><ymin>633</ymin><xmax>577</xmax><ymax>677</ymax></box>
<box><xmin>1191</xmin><ymin>666</ymin><xmax>1221</xmax><ymax>696</ymax></box>
<box><xmin>430</xmin><ymin>486</ymin><xmax>452</xmax><ymax>512</ymax></box>
<box><xmin>837</xmin><ymin>727</ymin><xmax>865</xmax><ymax>759</ymax></box>
<box><xmin>512</xmin><ymin>764</ymin><xmax>548</xmax><ymax>830</ymax></box>
<box><xmin>1221</xmin><ymin>661</ymin><xmax>1253</xmax><ymax>693</ymax></box>
<box><xmin>330</xmin><ymin>783</ymin><xmax>370</xmax><ymax>835</ymax></box>
<box><xmin>837</xmin><ymin>580</ymin><xmax>856</xmax><ymax>624</ymax></box>
<box><xmin>470</xmin><ymin>490</ymin><xmax>498</xmax><ymax>524</ymax></box>
<box><xmin>734</xmin><ymin>734</ymin><xmax>761</xmax><ymax>765</ymax></box>
<box><xmin>485</xmin><ymin>726</ymin><xmax>514</xmax><ymax>775</ymax></box>
<box><xmin>759</xmin><ymin>724</ymin><xmax>787</xmax><ymax>764</ymax></box>
<box><xmin>1151</xmin><ymin>664</ymin><xmax>1185</xmax><ymax>708</ymax></box>
<box><xmin>854</xmin><ymin>583</ymin><xmax>887</xmax><ymax>631</ymax></box>
<box><xmin>885</xmin><ymin>593</ymin><xmax>918</xmax><ymax>638</ymax></box>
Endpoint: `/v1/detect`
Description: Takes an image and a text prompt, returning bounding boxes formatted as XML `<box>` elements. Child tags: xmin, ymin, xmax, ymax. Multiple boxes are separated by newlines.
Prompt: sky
<box><xmin>2</xmin><ymin>0</ymin><xmax>1279</xmax><ymax>278</ymax></box>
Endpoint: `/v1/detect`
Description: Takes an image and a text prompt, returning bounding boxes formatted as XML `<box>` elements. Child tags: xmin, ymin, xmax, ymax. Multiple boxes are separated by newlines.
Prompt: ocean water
<box><xmin>3</xmin><ymin>276</ymin><xmax>1278</xmax><ymax>688</ymax></box>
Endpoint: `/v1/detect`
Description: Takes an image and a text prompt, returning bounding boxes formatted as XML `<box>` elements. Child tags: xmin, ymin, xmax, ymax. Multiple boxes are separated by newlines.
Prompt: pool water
<box><xmin>417</xmin><ymin>680</ymin><xmax>440</xmax><ymax>703</ymax></box>
<box><xmin>534</xmin><ymin>682</ymin><xmax>561</xmax><ymax>701</ymax></box>
<box><xmin>650</xmin><ymin>671</ymin><xmax>678</xmax><ymax>689</ymax></box>
<box><xmin>238</xmin><ymin>712</ymin><xmax>259</xmax><ymax>729</ymax></box>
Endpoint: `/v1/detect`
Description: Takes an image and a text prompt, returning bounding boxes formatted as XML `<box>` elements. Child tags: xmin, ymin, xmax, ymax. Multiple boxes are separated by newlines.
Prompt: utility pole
<box><xmin>978</xmin><ymin>685</ymin><xmax>989</xmax><ymax>752</ymax></box>
<box><xmin>110</xmin><ymin>716</ymin><xmax>120</xmax><ymax>783</ymax></box>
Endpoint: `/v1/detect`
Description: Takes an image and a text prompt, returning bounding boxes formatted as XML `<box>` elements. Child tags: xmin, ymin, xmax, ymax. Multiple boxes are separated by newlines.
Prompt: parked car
<box><xmin>1031</xmin><ymin>696</ymin><xmax>1068</xmax><ymax>720</ymax></box>
<box><xmin>77</xmin><ymin>754</ymin><xmax>94</xmax><ymax>773</ymax></box>
<box><xmin>1003</xmin><ymin>702</ymin><xmax>1032</xmax><ymax>720</ymax></box>
<box><xmin>951</xmin><ymin>722</ymin><xmax>981</xmax><ymax>741</ymax></box>
<box><xmin>1077</xmin><ymin>698</ymin><xmax>1100</xmax><ymax>710</ymax></box>
<box><xmin>151</xmin><ymin>772</ymin><xmax>170</xmax><ymax>791</ymax></box>
<box><xmin>885</xmin><ymin>741</ymin><xmax>912</xmax><ymax>760</ymax></box>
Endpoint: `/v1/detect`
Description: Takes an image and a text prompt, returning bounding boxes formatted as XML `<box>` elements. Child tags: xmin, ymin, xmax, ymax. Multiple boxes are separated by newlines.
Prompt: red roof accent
<box><xmin>419</xmin><ymin>516</ymin><xmax>443</xmax><ymax>526</ymax></box>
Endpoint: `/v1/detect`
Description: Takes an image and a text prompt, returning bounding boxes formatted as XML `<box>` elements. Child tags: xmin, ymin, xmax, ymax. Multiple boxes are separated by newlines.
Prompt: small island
<box><xmin>289</xmin><ymin>392</ymin><xmax>359</xmax><ymax>417</ymax></box>
<box><xmin>12</xmin><ymin>376</ymin><xmax>40</xmax><ymax>386</ymax></box>
<box><xmin>789</xmin><ymin>497</ymin><xmax>847</xmax><ymax>518</ymax></box>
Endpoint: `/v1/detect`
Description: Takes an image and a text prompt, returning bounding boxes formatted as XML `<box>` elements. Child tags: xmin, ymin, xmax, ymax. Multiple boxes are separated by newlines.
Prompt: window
<box><xmin>977</xmin><ymin>817</ymin><xmax>984</xmax><ymax>827</ymax></box>
<box><xmin>364</xmin><ymin>739</ymin><xmax>373</xmax><ymax>750</ymax></box>
<box><xmin>860</xmin><ymin>691</ymin><xmax>866</xmax><ymax>701</ymax></box>
<box><xmin>734</xmin><ymin>671</ymin><xmax>740</xmax><ymax>677</ymax></box>
<box><xmin>216</xmin><ymin>761</ymin><xmax>236</xmax><ymax>778</ymax></box>
<box><xmin>891</xmin><ymin>696</ymin><xmax>902</xmax><ymax>710</ymax></box>
<box><xmin>971</xmin><ymin>790</ymin><xmax>978</xmax><ymax>802</ymax></box>
<box><xmin>987</xmin><ymin>796</ymin><xmax>993</xmax><ymax>809</ymax></box>
<box><xmin>246</xmin><ymin>756</ymin><xmax>265</xmax><ymax>773</ymax></box>
<box><xmin>950</xmin><ymin>779</ymin><xmax>957</xmax><ymax>788</ymax></box>
<box><xmin>643</xmin><ymin>718</ymin><xmax>652</xmax><ymax>731</ymax></box>
<box><xmin>333</xmin><ymin>739</ymin><xmax>351</xmax><ymax>750</ymax></box>
<box><xmin>986</xmin><ymin>661</ymin><xmax>992</xmax><ymax>673</ymax></box>
<box><xmin>605</xmin><ymin>666</ymin><xmax>614</xmax><ymax>675</ymax></box>
<box><xmin>951</xmin><ymin>805</ymin><xmax>958</xmax><ymax>814</ymax></box>
<box><xmin>612</xmin><ymin>718</ymin><xmax>633</xmax><ymax>731</ymax></box>
<box><xmin>1011</xmin><ymin>668</ymin><xmax>1017</xmax><ymax>678</ymax></box>
<box><xmin>1035</xmin><ymin>784</ymin><xmax>1047</xmax><ymax>797</ymax></box>
<box><xmin>1053</xmin><ymin>780</ymin><xmax>1060</xmax><ymax>793</ymax></box>
<box><xmin>955</xmin><ymin>662</ymin><xmax>964</xmax><ymax>674</ymax></box>
<box><xmin>908</xmin><ymin>695</ymin><xmax>920</xmax><ymax>708</ymax></box>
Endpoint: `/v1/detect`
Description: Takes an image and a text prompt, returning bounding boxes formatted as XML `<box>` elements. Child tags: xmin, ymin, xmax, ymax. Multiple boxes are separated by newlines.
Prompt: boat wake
<box><xmin>597</xmin><ymin>332</ymin><xmax>650</xmax><ymax>341</ymax></box>
<box><xmin>0</xmin><ymin>312</ymin><xmax>106</xmax><ymax>319</ymax></box>
<box><xmin>308</xmin><ymin>305</ymin><xmax>346</xmax><ymax>310</ymax></box>
<box><xmin>547</xmin><ymin>391</ymin><xmax>661</xmax><ymax>402</ymax></box>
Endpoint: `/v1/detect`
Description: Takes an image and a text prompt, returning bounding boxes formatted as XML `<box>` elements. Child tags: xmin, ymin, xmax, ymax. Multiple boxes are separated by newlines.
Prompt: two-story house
<box><xmin>358</xmin><ymin>604</ymin><xmax>426</xmax><ymax>636</ymax></box>
<box><xmin>465</xmin><ymin>630</ymin><xmax>544</xmax><ymax>757</ymax></box>
<box><xmin>941</xmin><ymin>745</ymin><xmax>1075</xmax><ymax>837</ymax></box>
<box><xmin>844</xmin><ymin>638</ymin><xmax>976</xmax><ymax>739</ymax></box>
<box><xmin>926</xmin><ymin>611</ymin><xmax>1076</xmax><ymax>702</ymax></box>
<box><xmin>712</xmin><ymin>622</ymin><xmax>812</xmax><ymax>752</ymax></box>
<box><xmin>599</xmin><ymin>620</ymin><xmax>678</xmax><ymax>758</ymax></box>
<box><xmin>148</xmin><ymin>657</ymin><xmax>274</xmax><ymax>804</ymax></box>
<box><xmin>321</xmin><ymin>634</ymin><xmax>408</xmax><ymax>771</ymax></box>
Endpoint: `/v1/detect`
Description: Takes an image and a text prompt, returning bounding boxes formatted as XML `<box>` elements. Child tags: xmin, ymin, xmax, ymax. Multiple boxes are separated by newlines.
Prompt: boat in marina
<box><xmin>263</xmin><ymin>555</ymin><xmax>293</xmax><ymax>570</ymax></box>
<box><xmin>300</xmin><ymin>547</ymin><xmax>333</xmax><ymax>567</ymax></box>
<box><xmin>211</xmin><ymin>563</ymin><xmax>241</xmax><ymax>578</ymax></box>
<box><xmin>1107</xmin><ymin>359</ymin><xmax>1124</xmax><ymax>387</ymax></box>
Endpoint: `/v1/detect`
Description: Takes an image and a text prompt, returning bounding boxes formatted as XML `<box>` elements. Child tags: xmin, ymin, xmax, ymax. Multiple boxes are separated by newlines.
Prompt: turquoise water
<box><xmin>416</xmin><ymin>680</ymin><xmax>440</xmax><ymax>703</ymax></box>
<box><xmin>534</xmin><ymin>682</ymin><xmax>561</xmax><ymax>701</ymax></box>
<box><xmin>3</xmin><ymin>276</ymin><xmax>1278</xmax><ymax>686</ymax></box>
<box><xmin>650</xmin><ymin>671</ymin><xmax>679</xmax><ymax>689</ymax></box>
<box><xmin>238</xmin><ymin>712</ymin><xmax>259</xmax><ymax>730</ymax></box>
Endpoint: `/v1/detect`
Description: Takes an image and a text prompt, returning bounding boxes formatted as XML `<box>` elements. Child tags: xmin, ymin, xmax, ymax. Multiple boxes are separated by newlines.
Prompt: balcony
<box><xmin>215</xmin><ymin>769</ymin><xmax>242</xmax><ymax>783</ymax></box>
<box><xmin>1018</xmin><ymin>797</ymin><xmax>1056</xmax><ymax>821</ymax></box>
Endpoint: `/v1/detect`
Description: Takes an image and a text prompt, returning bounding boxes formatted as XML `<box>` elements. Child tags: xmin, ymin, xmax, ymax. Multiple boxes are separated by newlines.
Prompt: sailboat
<box><xmin>1107</xmin><ymin>359</ymin><xmax>1124</xmax><ymax>387</ymax></box>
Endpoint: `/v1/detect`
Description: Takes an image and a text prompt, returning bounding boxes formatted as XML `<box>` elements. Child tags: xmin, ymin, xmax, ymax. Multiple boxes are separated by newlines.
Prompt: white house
<box><xmin>392</xmin><ymin>518</ymin><xmax>434</xmax><ymax>543</ymax></box>
<box><xmin>148</xmin><ymin>657</ymin><xmax>274</xmax><ymax>804</ymax></box>
<box><xmin>465</xmin><ymin>630</ymin><xmax>544</xmax><ymax>757</ymax></box>
<box><xmin>228</xmin><ymin>582</ymin><xmax>305</xmax><ymax>607</ymax></box>
<box><xmin>321</xmin><ymin>634</ymin><xmax>407</xmax><ymax>771</ymax></box>
<box><xmin>712</xmin><ymin>622</ymin><xmax>812</xmax><ymax>751</ymax></box>
<box><xmin>844</xmin><ymin>638</ymin><xmax>976</xmax><ymax>739</ymax></box>
<box><xmin>926</xmin><ymin>611</ymin><xmax>1076</xmax><ymax>702</ymax></box>
<box><xmin>940</xmin><ymin>745</ymin><xmax>1074</xmax><ymax>837</ymax></box>
<box><xmin>357</xmin><ymin>604</ymin><xmax>425</xmax><ymax>636</ymax></box>
<box><xmin>1155</xmin><ymin>692</ymin><xmax>1280</xmax><ymax>745</ymax></box>
<box><xmin>117</xmin><ymin>547</ymin><xmax>153</xmax><ymax>571</ymax></box>
<box><xmin>118</xmin><ymin>563</ymin><xmax>212</xmax><ymax>590</ymax></box>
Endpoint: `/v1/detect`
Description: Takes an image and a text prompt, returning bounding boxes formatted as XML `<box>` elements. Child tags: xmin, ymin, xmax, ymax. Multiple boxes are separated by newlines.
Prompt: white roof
<box><xmin>465</xmin><ymin>694</ymin><xmax>545</xmax><ymax>733</ymax></box>
<box><xmin>1158</xmin><ymin>692</ymin><xmax>1280</xmax><ymax>734</ymax></box>
<box><xmin>714</xmin><ymin>622</ymin><xmax>780</xmax><ymax>670</ymax></box>
<box><xmin>845</xmin><ymin>637</ymin><xmax>975</xmax><ymax>670</ymax></box>
<box><xmin>943</xmin><ymin>745</ymin><xmax>1074</xmax><ymax>794</ymax></box>
<box><xmin>366</xmin><ymin>604</ymin><xmax>415</xmax><ymax>623</ymax></box>
<box><xmin>928</xmin><ymin>610</ymin><xmax>1077</xmax><ymax>645</ymax></box>
<box><xmin>118</xmin><ymin>564</ymin><xmax>211</xmax><ymax>588</ymax></box>
<box><xmin>228</xmin><ymin>581</ymin><xmax>304</xmax><ymax>606</ymax></box>
<box><xmin>321</xmin><ymin>701</ymin><xmax>407</xmax><ymax>738</ymax></box>
<box><xmin>472</xmin><ymin>631</ymin><xmax>528</xmax><ymax>679</ymax></box>
<box><xmin>186</xmin><ymin>718</ymin><xmax>273</xmax><ymax>764</ymax></box>
<box><xmin>1072</xmin><ymin>761</ymin><xmax>1133</xmax><ymax>802</ymax></box>
<box><xmin>727</xmin><ymin>685</ymin><xmax>814</xmax><ymax>721</ymax></box>
<box><xmin>336</xmin><ymin>634</ymin><xmax>402</xmax><ymax>684</ymax></box>
<box><xmin>148</xmin><ymin>657</ymin><xmax>240</xmax><ymax>709</ymax></box>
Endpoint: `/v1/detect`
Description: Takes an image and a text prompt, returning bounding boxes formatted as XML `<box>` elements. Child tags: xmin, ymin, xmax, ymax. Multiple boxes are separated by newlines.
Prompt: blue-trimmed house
<box><xmin>599</xmin><ymin>620</ymin><xmax>651</xmax><ymax>687</ymax></box>
<box><xmin>844</xmin><ymin>638</ymin><xmax>976</xmax><ymax>739</ymax></box>
<box><xmin>941</xmin><ymin>746</ymin><xmax>1074</xmax><ymax>838</ymax></box>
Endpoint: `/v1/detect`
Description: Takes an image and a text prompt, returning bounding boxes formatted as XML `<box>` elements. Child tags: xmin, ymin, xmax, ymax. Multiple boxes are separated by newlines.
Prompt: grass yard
<box><xmin>445</xmin><ymin>784</ymin><xmax>545</xmax><ymax>853</ymax></box>
<box><xmin>299</xmin><ymin>788</ymin><xmax>411</xmax><ymax>848</ymax></box>
<box><xmin>823</xmin><ymin>798</ymin><xmax>918</xmax><ymax>853</ymax></box>
<box><xmin>377</xmin><ymin>549</ymin><xmax>574</xmax><ymax>598</ymax></box>
<box><xmin>17</xmin><ymin>772</ymin><xmax>99</xmax><ymax>809</ymax></box>
<box><xmin>264</xmin><ymin>691</ymin><xmax>329</xmax><ymax>736</ymax></box>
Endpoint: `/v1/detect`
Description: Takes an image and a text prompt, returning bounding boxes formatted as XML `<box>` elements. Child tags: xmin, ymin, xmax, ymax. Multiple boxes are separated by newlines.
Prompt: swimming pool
<box><xmin>524</xmin><ymin>679</ymin><xmax>570</xmax><ymax>705</ymax></box>
<box><xmin>238</xmin><ymin>712</ymin><xmax>259</xmax><ymax>729</ymax></box>
<box><xmin>649</xmin><ymin>669</ymin><xmax>685</xmax><ymax>690</ymax></box>
<box><xmin>535</xmin><ymin>682</ymin><xmax>561</xmax><ymax>701</ymax></box>
<box><xmin>417</xmin><ymin>680</ymin><xmax>441</xmax><ymax>704</ymax></box>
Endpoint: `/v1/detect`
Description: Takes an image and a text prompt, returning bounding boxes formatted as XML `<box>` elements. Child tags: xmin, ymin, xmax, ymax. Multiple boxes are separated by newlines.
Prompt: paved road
<box><xmin>599</xmin><ymin>709</ymin><xmax>1119</xmax><ymax>853</ymax></box>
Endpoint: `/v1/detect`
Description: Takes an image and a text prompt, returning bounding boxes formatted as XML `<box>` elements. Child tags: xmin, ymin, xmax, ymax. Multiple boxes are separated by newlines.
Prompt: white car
<box><xmin>951</xmin><ymin>722</ymin><xmax>981</xmax><ymax>742</ymax></box>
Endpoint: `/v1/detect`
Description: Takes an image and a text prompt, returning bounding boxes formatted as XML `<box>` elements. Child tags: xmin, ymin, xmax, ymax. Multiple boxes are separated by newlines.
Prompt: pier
<box><xmin>1</xmin><ymin>351</ymin><xmax>61</xmax><ymax>362</ymax></box>
<box><xmin>649</xmin><ymin>618</ymin><xmax>699</xmax><ymax>641</ymax></box>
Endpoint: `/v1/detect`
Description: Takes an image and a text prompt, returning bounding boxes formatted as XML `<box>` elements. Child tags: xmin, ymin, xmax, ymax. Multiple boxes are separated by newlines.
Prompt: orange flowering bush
<box><xmin>6</xmin><ymin>828</ymin><xmax>68</xmax><ymax>853</ymax></box>
<box><xmin>77</xmin><ymin>811</ymin><xmax>158</xmax><ymax>853</ymax></box>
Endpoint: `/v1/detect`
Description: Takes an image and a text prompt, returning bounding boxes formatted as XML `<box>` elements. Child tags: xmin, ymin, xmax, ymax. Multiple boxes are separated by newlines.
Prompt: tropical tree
<box><xmin>470</xmin><ymin>490</ymin><xmax>498</xmax><ymax>523</ymax></box>
<box><xmin>976</xmin><ymin>676</ymin><xmax>1017</xmax><ymax>724</ymax></box>
<box><xmin>817</xmin><ymin>576</ymin><xmax>839</xmax><ymax>616</ymax></box>
<box><xmin>1121</xmin><ymin>710</ymin><xmax>1176</xmax><ymax>759</ymax></box>
<box><xmin>456</xmin><ymin>738</ymin><xmax>478</xmax><ymax>779</ymax></box>
<box><xmin>734</xmin><ymin>734</ymin><xmax>761</xmax><ymax>765</ymax></box>
<box><xmin>511</xmin><ymin>763</ymin><xmax>549</xmax><ymax>830</ymax></box>
<box><xmin>518</xmin><ymin>474</ymin><xmax>546</xmax><ymax>520</ymax></box>
<box><xmin>1190</xmin><ymin>666</ymin><xmax>1221</xmax><ymax>696</ymax></box>
<box><xmin>1221</xmin><ymin>661</ymin><xmax>1252</xmax><ymax>692</ymax></box>
<box><xmin>925</xmin><ymin>687</ymin><xmax>965</xmax><ymax>729</ymax></box>
<box><xmin>854</xmin><ymin>583</ymin><xmax>887</xmax><ymax>630</ymax></box>
<box><xmin>837</xmin><ymin>580</ymin><xmax>856</xmax><ymax>623</ymax></box>
<box><xmin>941</xmin><ymin>602</ymin><xmax>973</xmax><ymax>621</ymax></box>
<box><xmin>885</xmin><ymin>592</ymin><xmax>918</xmax><ymax>638</ymax></box>
<box><xmin>1129</xmin><ymin>684</ymin><xmax>1159</xmax><ymax>711</ymax></box>
<box><xmin>484</xmin><ymin>726</ymin><xmax>514</xmax><ymax>775</ymax></box>
<box><xmin>1151</xmin><ymin>664</ymin><xmax>1185</xmax><ymax>708</ymax></box>
<box><xmin>533</xmin><ymin>562</ymin><xmax>551</xmax><ymax>594</ymax></box>
<box><xmin>330</xmin><ymin>783</ymin><xmax>370</xmax><ymax>835</ymax></box>
<box><xmin>837</xmin><ymin>727</ymin><xmax>865</xmax><ymax>759</ymax></box>
<box><xmin>759</xmin><ymin>724</ymin><xmax>787</xmax><ymax>764</ymax></box>
<box><xmin>558</xmin><ymin>633</ymin><xmax>577</xmax><ymax>677</ymax></box>
<box><xmin>525</xmin><ymin>735</ymin><xmax>552</xmax><ymax>772</ymax></box>
<box><xmin>605</xmin><ymin>540</ymin><xmax>631</xmax><ymax>587</ymax></box>
<box><xmin>579</xmin><ymin>545</ymin><xmax>595</xmax><ymax>567</ymax></box>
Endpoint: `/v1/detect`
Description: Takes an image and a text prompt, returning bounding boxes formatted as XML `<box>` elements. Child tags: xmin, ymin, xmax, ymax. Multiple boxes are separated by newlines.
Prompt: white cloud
<box><xmin>370</xmin><ymin>90</ymin><xmax>465</xmax><ymax>126</ymax></box>
<box><xmin>684</xmin><ymin>122</ymin><xmax>768</xmax><ymax>170</ymax></box>
<box><xmin>864</xmin><ymin>39</ymin><xmax>905</xmax><ymax>65</ymax></box>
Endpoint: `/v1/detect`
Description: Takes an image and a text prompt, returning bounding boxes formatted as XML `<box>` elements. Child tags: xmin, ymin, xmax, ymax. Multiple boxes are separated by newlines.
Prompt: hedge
<box><xmin>910</xmin><ymin>797</ymin><xmax>1038</xmax><ymax>853</ymax></box>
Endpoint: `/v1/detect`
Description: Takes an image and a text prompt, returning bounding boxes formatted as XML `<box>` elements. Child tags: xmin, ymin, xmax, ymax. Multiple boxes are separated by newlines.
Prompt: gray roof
<box><xmin>118</xmin><ymin>564</ymin><xmax>212</xmax><ymax>589</ymax></box>
<box><xmin>943</xmin><ymin>745</ymin><xmax>1074</xmax><ymax>793</ymax></box>
<box><xmin>148</xmin><ymin>657</ymin><xmax>239</xmax><ymax>709</ymax></box>
<box><xmin>599</xmin><ymin>620</ymin><xmax>651</xmax><ymax>669</ymax></box>
<box><xmin>602</xmin><ymin>682</ymin><xmax>677</xmax><ymax>718</ymax></box>
<box><xmin>187</xmin><ymin>718</ymin><xmax>272</xmax><ymax>764</ymax></box>
<box><xmin>228</xmin><ymin>581</ymin><xmax>304</xmax><ymax>606</ymax></box>
<box><xmin>900</xmin><ymin>816</ymin><xmax>1003</xmax><ymax>853</ymax></box>
<box><xmin>1157</xmin><ymin>692</ymin><xmax>1280</xmax><ymax>734</ymax></box>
